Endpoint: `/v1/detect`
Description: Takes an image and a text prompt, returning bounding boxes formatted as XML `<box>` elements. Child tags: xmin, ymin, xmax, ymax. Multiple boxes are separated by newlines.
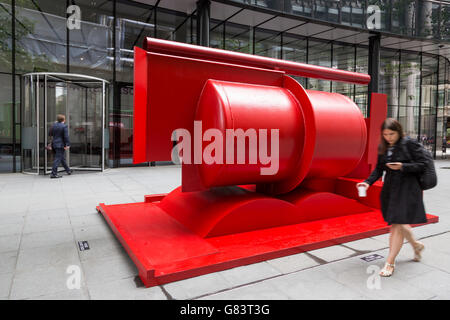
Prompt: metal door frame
<box><xmin>21</xmin><ymin>72</ymin><xmax>109</xmax><ymax>175</ymax></box>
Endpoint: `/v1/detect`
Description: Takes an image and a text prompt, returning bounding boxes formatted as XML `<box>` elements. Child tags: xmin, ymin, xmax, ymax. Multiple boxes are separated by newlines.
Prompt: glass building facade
<box><xmin>0</xmin><ymin>0</ymin><xmax>449</xmax><ymax>173</ymax></box>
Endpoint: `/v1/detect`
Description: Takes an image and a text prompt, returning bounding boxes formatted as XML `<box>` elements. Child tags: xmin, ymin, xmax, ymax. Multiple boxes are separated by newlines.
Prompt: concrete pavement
<box><xmin>1</xmin><ymin>160</ymin><xmax>449</xmax><ymax>300</ymax></box>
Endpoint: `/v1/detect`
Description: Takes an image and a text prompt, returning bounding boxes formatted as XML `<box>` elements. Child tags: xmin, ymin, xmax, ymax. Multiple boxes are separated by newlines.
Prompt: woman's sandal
<box><xmin>379</xmin><ymin>262</ymin><xmax>395</xmax><ymax>277</ymax></box>
<box><xmin>413</xmin><ymin>242</ymin><xmax>425</xmax><ymax>262</ymax></box>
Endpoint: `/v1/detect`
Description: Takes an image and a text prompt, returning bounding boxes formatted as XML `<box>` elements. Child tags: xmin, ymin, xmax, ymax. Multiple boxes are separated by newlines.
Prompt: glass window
<box><xmin>155</xmin><ymin>7</ymin><xmax>184</xmax><ymax>41</ymax></box>
<box><xmin>68</xmin><ymin>0</ymin><xmax>113</xmax><ymax>81</ymax></box>
<box><xmin>442</xmin><ymin>3</ymin><xmax>450</xmax><ymax>41</ymax></box>
<box><xmin>260</xmin><ymin>0</ymin><xmax>292</xmax><ymax>13</ymax></box>
<box><xmin>282</xmin><ymin>34</ymin><xmax>307</xmax><ymax>63</ymax></box>
<box><xmin>430</xmin><ymin>2</ymin><xmax>442</xmax><ymax>40</ymax></box>
<box><xmin>398</xmin><ymin>52</ymin><xmax>420</xmax><ymax>139</ymax></box>
<box><xmin>354</xmin><ymin>46</ymin><xmax>368</xmax><ymax>116</ymax></box>
<box><xmin>189</xmin><ymin>14</ymin><xmax>197</xmax><ymax>45</ymax></box>
<box><xmin>380</xmin><ymin>49</ymin><xmax>400</xmax><ymax>119</ymax></box>
<box><xmin>332</xmin><ymin>44</ymin><xmax>355</xmax><ymax>100</ymax></box>
<box><xmin>308</xmin><ymin>40</ymin><xmax>331</xmax><ymax>92</ymax></box>
<box><xmin>314</xmin><ymin>0</ymin><xmax>332</xmax><ymax>22</ymax></box>
<box><xmin>254</xmin><ymin>28</ymin><xmax>281</xmax><ymax>59</ymax></box>
<box><xmin>282</xmin><ymin>34</ymin><xmax>307</xmax><ymax>87</ymax></box>
<box><xmin>310</xmin><ymin>0</ymin><xmax>341</xmax><ymax>23</ymax></box>
<box><xmin>421</xmin><ymin>54</ymin><xmax>438</xmax><ymax>153</ymax></box>
<box><xmin>0</xmin><ymin>73</ymin><xmax>13</xmax><ymax>172</ymax></box>
<box><xmin>0</xmin><ymin>0</ymin><xmax>12</xmax><ymax>73</ymax></box>
<box><xmin>15</xmin><ymin>0</ymin><xmax>67</xmax><ymax>73</ymax></box>
<box><xmin>225</xmin><ymin>22</ymin><xmax>251</xmax><ymax>54</ymax></box>
<box><xmin>341</xmin><ymin>0</ymin><xmax>352</xmax><ymax>26</ymax></box>
<box><xmin>291</xmin><ymin>0</ymin><xmax>314</xmax><ymax>17</ymax></box>
<box><xmin>350</xmin><ymin>0</ymin><xmax>366</xmax><ymax>28</ymax></box>
<box><xmin>210</xmin><ymin>20</ymin><xmax>224</xmax><ymax>49</ymax></box>
<box><xmin>391</xmin><ymin>0</ymin><xmax>417</xmax><ymax>36</ymax></box>
<box><xmin>116</xmin><ymin>1</ymin><xmax>155</xmax><ymax>83</ymax></box>
<box><xmin>367</xmin><ymin>0</ymin><xmax>389</xmax><ymax>31</ymax></box>
<box><xmin>436</xmin><ymin>56</ymin><xmax>447</xmax><ymax>157</ymax></box>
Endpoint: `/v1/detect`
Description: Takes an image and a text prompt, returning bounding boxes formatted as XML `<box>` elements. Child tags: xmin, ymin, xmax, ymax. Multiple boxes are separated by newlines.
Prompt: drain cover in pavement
<box><xmin>78</xmin><ymin>241</ymin><xmax>90</xmax><ymax>251</ymax></box>
<box><xmin>360</xmin><ymin>254</ymin><xmax>384</xmax><ymax>262</ymax></box>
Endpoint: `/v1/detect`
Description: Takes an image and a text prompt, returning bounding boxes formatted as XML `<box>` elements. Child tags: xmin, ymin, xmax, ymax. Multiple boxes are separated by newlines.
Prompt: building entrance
<box><xmin>21</xmin><ymin>73</ymin><xmax>109</xmax><ymax>174</ymax></box>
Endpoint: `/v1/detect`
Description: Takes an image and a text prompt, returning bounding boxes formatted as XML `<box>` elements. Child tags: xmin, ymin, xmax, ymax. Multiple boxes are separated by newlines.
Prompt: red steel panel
<box><xmin>134</xmin><ymin>49</ymin><xmax>285</xmax><ymax>163</ymax></box>
<box><xmin>133</xmin><ymin>47</ymin><xmax>149</xmax><ymax>164</ymax></box>
<box><xmin>366</xmin><ymin>93</ymin><xmax>388</xmax><ymax>172</ymax></box>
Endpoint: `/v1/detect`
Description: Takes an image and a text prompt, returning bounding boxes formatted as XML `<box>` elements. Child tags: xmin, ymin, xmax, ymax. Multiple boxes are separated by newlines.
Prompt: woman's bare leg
<box><xmin>400</xmin><ymin>224</ymin><xmax>425</xmax><ymax>260</ymax></box>
<box><xmin>399</xmin><ymin>224</ymin><xmax>419</xmax><ymax>248</ymax></box>
<box><xmin>386</xmin><ymin>224</ymin><xmax>404</xmax><ymax>266</ymax></box>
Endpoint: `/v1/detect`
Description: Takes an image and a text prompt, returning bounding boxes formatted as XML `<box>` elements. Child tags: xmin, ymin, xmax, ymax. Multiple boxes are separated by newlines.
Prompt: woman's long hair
<box><xmin>378</xmin><ymin>118</ymin><xmax>405</xmax><ymax>155</ymax></box>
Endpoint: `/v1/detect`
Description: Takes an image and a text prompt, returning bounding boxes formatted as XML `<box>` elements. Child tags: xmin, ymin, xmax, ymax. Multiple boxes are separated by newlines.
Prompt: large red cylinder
<box><xmin>194</xmin><ymin>78</ymin><xmax>367</xmax><ymax>193</ymax></box>
<box><xmin>196</xmin><ymin>80</ymin><xmax>304</xmax><ymax>188</ymax></box>
<box><xmin>303</xmin><ymin>90</ymin><xmax>367</xmax><ymax>179</ymax></box>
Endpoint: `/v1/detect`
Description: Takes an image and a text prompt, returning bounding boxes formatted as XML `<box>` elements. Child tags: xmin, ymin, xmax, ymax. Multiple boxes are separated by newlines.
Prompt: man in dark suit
<box><xmin>49</xmin><ymin>114</ymin><xmax>72</xmax><ymax>178</ymax></box>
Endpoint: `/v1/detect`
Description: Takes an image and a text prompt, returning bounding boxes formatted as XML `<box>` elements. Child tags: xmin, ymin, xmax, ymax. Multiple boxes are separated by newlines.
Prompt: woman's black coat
<box><xmin>364</xmin><ymin>136</ymin><xmax>427</xmax><ymax>225</ymax></box>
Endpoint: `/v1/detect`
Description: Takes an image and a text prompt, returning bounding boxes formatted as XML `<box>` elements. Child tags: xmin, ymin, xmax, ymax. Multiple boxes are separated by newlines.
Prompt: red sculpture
<box><xmin>97</xmin><ymin>38</ymin><xmax>438</xmax><ymax>287</ymax></box>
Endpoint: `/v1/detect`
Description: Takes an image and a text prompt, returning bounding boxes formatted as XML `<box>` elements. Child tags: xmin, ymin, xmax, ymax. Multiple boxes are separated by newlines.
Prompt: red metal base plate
<box><xmin>96</xmin><ymin>200</ymin><xmax>438</xmax><ymax>287</ymax></box>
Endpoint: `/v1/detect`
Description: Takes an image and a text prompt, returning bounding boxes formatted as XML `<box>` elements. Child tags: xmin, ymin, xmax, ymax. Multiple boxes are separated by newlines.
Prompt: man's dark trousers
<box><xmin>49</xmin><ymin>121</ymin><xmax>71</xmax><ymax>177</ymax></box>
<box><xmin>51</xmin><ymin>148</ymin><xmax>70</xmax><ymax>176</ymax></box>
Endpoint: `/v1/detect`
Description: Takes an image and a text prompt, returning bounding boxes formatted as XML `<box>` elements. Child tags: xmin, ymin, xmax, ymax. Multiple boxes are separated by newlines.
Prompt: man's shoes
<box><xmin>50</xmin><ymin>175</ymin><xmax>62</xmax><ymax>179</ymax></box>
<box><xmin>66</xmin><ymin>170</ymin><xmax>73</xmax><ymax>175</ymax></box>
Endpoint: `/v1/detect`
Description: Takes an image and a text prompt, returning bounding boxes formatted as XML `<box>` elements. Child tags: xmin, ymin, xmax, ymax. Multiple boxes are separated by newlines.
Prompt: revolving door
<box><xmin>22</xmin><ymin>73</ymin><xmax>109</xmax><ymax>174</ymax></box>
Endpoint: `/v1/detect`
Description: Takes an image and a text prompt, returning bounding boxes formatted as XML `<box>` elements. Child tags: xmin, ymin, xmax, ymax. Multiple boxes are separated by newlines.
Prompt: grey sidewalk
<box><xmin>1</xmin><ymin>160</ymin><xmax>449</xmax><ymax>300</ymax></box>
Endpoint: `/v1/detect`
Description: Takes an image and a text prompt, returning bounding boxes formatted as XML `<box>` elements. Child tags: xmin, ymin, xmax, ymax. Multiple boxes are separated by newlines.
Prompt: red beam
<box><xmin>144</xmin><ymin>37</ymin><xmax>371</xmax><ymax>85</ymax></box>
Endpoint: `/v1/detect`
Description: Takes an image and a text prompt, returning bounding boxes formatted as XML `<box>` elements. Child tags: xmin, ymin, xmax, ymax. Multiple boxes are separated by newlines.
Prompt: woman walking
<box><xmin>357</xmin><ymin>118</ymin><xmax>427</xmax><ymax>277</ymax></box>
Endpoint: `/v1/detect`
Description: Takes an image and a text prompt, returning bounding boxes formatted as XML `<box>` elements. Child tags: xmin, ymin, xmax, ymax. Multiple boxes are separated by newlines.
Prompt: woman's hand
<box><xmin>386</xmin><ymin>162</ymin><xmax>403</xmax><ymax>170</ymax></box>
<box><xmin>356</xmin><ymin>182</ymin><xmax>369</xmax><ymax>189</ymax></box>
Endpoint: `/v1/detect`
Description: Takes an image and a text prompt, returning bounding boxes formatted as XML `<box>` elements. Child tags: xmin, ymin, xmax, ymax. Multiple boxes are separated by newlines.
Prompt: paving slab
<box><xmin>0</xmin><ymin>251</ymin><xmax>17</xmax><ymax>275</ymax></box>
<box><xmin>68</xmin><ymin>205</ymin><xmax>99</xmax><ymax>217</ymax></box>
<box><xmin>0</xmin><ymin>273</ymin><xmax>13</xmax><ymax>298</ymax></box>
<box><xmin>199</xmin><ymin>280</ymin><xmax>291</xmax><ymax>300</ymax></box>
<box><xmin>266</xmin><ymin>252</ymin><xmax>320</xmax><ymax>274</ymax></box>
<box><xmin>77</xmin><ymin>237</ymin><xmax>125</xmax><ymax>261</ymax></box>
<box><xmin>73</xmin><ymin>223</ymin><xmax>116</xmax><ymax>242</ymax></box>
<box><xmin>316</xmin><ymin>253</ymin><xmax>436</xmax><ymax>300</ymax></box>
<box><xmin>0</xmin><ymin>233</ymin><xmax>21</xmax><ymax>253</ymax></box>
<box><xmin>308</xmin><ymin>245</ymin><xmax>357</xmax><ymax>262</ymax></box>
<box><xmin>10</xmin><ymin>264</ymin><xmax>84</xmax><ymax>300</ymax></box>
<box><xmin>16</xmin><ymin>243</ymin><xmax>80</xmax><ymax>273</ymax></box>
<box><xmin>20</xmin><ymin>228</ymin><xmax>74</xmax><ymax>250</ymax></box>
<box><xmin>0</xmin><ymin>212</ymin><xmax>26</xmax><ymax>225</ymax></box>
<box><xmin>264</xmin><ymin>267</ymin><xmax>367</xmax><ymax>300</ymax></box>
<box><xmin>217</xmin><ymin>262</ymin><xmax>282</xmax><ymax>288</ymax></box>
<box><xmin>30</xmin><ymin>288</ymin><xmax>90</xmax><ymax>300</ymax></box>
<box><xmin>417</xmin><ymin>247</ymin><xmax>450</xmax><ymax>274</ymax></box>
<box><xmin>80</xmin><ymin>254</ymin><xmax>138</xmax><ymax>287</ymax></box>
<box><xmin>23</xmin><ymin>212</ymin><xmax>71</xmax><ymax>234</ymax></box>
<box><xmin>0</xmin><ymin>221</ymin><xmax>24</xmax><ymax>237</ymax></box>
<box><xmin>163</xmin><ymin>272</ymin><xmax>233</xmax><ymax>300</ymax></box>
<box><xmin>69</xmin><ymin>214</ymin><xmax>106</xmax><ymax>228</ymax></box>
<box><xmin>87</xmin><ymin>278</ymin><xmax>167</xmax><ymax>300</ymax></box>
<box><xmin>342</xmin><ymin>237</ymin><xmax>389</xmax><ymax>252</ymax></box>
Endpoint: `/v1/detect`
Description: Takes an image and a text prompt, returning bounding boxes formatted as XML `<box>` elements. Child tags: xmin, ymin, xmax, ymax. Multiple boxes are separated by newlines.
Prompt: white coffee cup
<box><xmin>358</xmin><ymin>185</ymin><xmax>367</xmax><ymax>197</ymax></box>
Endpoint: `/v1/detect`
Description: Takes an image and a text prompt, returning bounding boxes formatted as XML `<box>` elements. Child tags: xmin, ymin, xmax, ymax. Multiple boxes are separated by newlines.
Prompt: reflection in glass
<box><xmin>308</xmin><ymin>40</ymin><xmax>331</xmax><ymax>92</ymax></box>
<box><xmin>254</xmin><ymin>28</ymin><xmax>281</xmax><ymax>59</ymax></box>
<box><xmin>14</xmin><ymin>0</ymin><xmax>67</xmax><ymax>73</ymax></box>
<box><xmin>332</xmin><ymin>44</ymin><xmax>355</xmax><ymax>101</ymax></box>
<box><xmin>398</xmin><ymin>52</ymin><xmax>420</xmax><ymax>138</ymax></box>
<box><xmin>380</xmin><ymin>50</ymin><xmax>400</xmax><ymax>119</ymax></box>
<box><xmin>225</xmin><ymin>23</ymin><xmax>251</xmax><ymax>54</ymax></box>
<box><xmin>68</xmin><ymin>0</ymin><xmax>113</xmax><ymax>80</ymax></box>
